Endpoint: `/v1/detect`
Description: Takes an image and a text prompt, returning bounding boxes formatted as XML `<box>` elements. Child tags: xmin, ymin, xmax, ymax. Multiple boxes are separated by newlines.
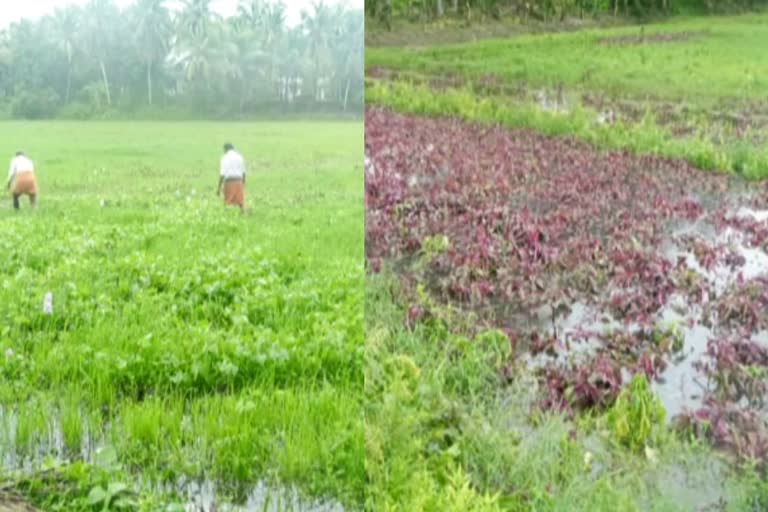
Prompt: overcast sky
<box><xmin>0</xmin><ymin>0</ymin><xmax>363</xmax><ymax>30</ymax></box>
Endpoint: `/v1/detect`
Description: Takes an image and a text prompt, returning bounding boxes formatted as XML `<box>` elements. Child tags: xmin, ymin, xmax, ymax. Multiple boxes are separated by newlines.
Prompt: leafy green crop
<box><xmin>0</xmin><ymin>120</ymin><xmax>363</xmax><ymax>509</ymax></box>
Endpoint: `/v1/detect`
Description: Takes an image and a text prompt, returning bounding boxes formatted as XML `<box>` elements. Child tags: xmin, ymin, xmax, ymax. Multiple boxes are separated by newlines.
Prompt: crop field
<box><xmin>367</xmin><ymin>13</ymin><xmax>768</xmax><ymax>178</ymax></box>
<box><xmin>0</xmin><ymin>122</ymin><xmax>363</xmax><ymax>511</ymax></box>
<box><xmin>365</xmin><ymin>11</ymin><xmax>768</xmax><ymax>511</ymax></box>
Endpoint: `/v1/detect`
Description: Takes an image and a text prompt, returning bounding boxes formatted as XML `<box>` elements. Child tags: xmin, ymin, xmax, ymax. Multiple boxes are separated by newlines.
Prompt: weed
<box><xmin>606</xmin><ymin>374</ymin><xmax>667</xmax><ymax>453</ymax></box>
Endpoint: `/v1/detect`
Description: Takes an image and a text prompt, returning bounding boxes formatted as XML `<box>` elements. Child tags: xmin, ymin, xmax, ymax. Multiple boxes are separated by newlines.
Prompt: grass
<box><xmin>0</xmin><ymin>121</ymin><xmax>363</xmax><ymax>510</ymax></box>
<box><xmin>366</xmin><ymin>12</ymin><xmax>768</xmax><ymax>179</ymax></box>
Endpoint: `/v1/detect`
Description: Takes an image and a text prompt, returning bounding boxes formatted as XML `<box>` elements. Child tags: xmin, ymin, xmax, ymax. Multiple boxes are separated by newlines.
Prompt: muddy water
<box><xmin>652</xmin><ymin>209</ymin><xmax>767</xmax><ymax>415</ymax></box>
<box><xmin>519</xmin><ymin>204</ymin><xmax>768</xmax><ymax>419</ymax></box>
<box><xmin>0</xmin><ymin>407</ymin><xmax>347</xmax><ymax>512</ymax></box>
<box><xmin>153</xmin><ymin>478</ymin><xmax>345</xmax><ymax>512</ymax></box>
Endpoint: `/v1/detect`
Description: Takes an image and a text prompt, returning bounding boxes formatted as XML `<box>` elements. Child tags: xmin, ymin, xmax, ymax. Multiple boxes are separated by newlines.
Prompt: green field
<box><xmin>366</xmin><ymin>13</ymin><xmax>768</xmax><ymax>178</ymax></box>
<box><xmin>0</xmin><ymin>122</ymin><xmax>363</xmax><ymax>510</ymax></box>
<box><xmin>367</xmin><ymin>14</ymin><xmax>768</xmax><ymax>101</ymax></box>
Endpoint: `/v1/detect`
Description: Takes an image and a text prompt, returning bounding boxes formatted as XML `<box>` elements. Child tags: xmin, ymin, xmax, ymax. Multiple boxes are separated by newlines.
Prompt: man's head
<box><xmin>223</xmin><ymin>143</ymin><xmax>234</xmax><ymax>153</ymax></box>
<box><xmin>15</xmin><ymin>151</ymin><xmax>23</xmax><ymax>157</ymax></box>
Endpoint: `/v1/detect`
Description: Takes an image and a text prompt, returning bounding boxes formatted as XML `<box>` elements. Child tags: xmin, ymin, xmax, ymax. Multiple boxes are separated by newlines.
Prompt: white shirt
<box><xmin>8</xmin><ymin>155</ymin><xmax>34</xmax><ymax>181</ymax></box>
<box><xmin>220</xmin><ymin>150</ymin><xmax>245</xmax><ymax>180</ymax></box>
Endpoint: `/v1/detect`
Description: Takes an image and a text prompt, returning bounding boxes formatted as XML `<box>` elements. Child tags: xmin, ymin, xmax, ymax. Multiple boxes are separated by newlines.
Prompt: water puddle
<box><xmin>0</xmin><ymin>406</ymin><xmax>99</xmax><ymax>473</ymax></box>
<box><xmin>735</xmin><ymin>206</ymin><xmax>768</xmax><ymax>223</ymax></box>
<box><xmin>510</xmin><ymin>204</ymin><xmax>768</xmax><ymax>419</ymax></box>
<box><xmin>665</xmin><ymin>212</ymin><xmax>768</xmax><ymax>295</ymax></box>
<box><xmin>534</xmin><ymin>88</ymin><xmax>571</xmax><ymax>115</ymax></box>
<box><xmin>0</xmin><ymin>407</ymin><xmax>347</xmax><ymax>511</ymax></box>
<box><xmin>154</xmin><ymin>478</ymin><xmax>346</xmax><ymax>512</ymax></box>
<box><xmin>652</xmin><ymin>305</ymin><xmax>713</xmax><ymax>417</ymax></box>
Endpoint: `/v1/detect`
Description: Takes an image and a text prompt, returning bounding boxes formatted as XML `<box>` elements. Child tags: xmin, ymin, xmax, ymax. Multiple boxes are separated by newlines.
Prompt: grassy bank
<box><xmin>0</xmin><ymin>121</ymin><xmax>364</xmax><ymax>510</ymax></box>
<box><xmin>365</xmin><ymin>80</ymin><xmax>768</xmax><ymax>179</ymax></box>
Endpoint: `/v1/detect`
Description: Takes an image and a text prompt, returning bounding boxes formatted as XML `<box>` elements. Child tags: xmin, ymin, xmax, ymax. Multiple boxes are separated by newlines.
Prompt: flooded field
<box><xmin>0</xmin><ymin>122</ymin><xmax>364</xmax><ymax>510</ymax></box>
<box><xmin>0</xmin><ymin>406</ymin><xmax>348</xmax><ymax>512</ymax></box>
<box><xmin>366</xmin><ymin>106</ymin><xmax>768</xmax><ymax>464</ymax></box>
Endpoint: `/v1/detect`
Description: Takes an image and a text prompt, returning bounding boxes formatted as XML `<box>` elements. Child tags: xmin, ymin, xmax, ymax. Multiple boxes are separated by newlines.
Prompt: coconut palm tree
<box><xmin>49</xmin><ymin>6</ymin><xmax>81</xmax><ymax>104</ymax></box>
<box><xmin>0</xmin><ymin>0</ymin><xmax>362</xmax><ymax>117</ymax></box>
<box><xmin>132</xmin><ymin>0</ymin><xmax>173</xmax><ymax>105</ymax></box>
<box><xmin>334</xmin><ymin>7</ymin><xmax>364</xmax><ymax>110</ymax></box>
<box><xmin>222</xmin><ymin>21</ymin><xmax>270</xmax><ymax>111</ymax></box>
<box><xmin>0</xmin><ymin>30</ymin><xmax>11</xmax><ymax>96</ymax></box>
<box><xmin>301</xmin><ymin>1</ymin><xmax>335</xmax><ymax>102</ymax></box>
<box><xmin>81</xmin><ymin>0</ymin><xmax>121</xmax><ymax>106</ymax></box>
<box><xmin>236</xmin><ymin>0</ymin><xmax>286</xmax><ymax>97</ymax></box>
<box><xmin>237</xmin><ymin>0</ymin><xmax>268</xmax><ymax>31</ymax></box>
<box><xmin>177</xmin><ymin>0</ymin><xmax>218</xmax><ymax>40</ymax></box>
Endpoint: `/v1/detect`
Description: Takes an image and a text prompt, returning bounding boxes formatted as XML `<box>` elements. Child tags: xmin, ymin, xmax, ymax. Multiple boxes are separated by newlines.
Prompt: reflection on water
<box><xmin>157</xmin><ymin>478</ymin><xmax>346</xmax><ymax>512</ymax></box>
<box><xmin>0</xmin><ymin>407</ymin><xmax>347</xmax><ymax>512</ymax></box>
<box><xmin>512</xmin><ymin>205</ymin><xmax>768</xmax><ymax>419</ymax></box>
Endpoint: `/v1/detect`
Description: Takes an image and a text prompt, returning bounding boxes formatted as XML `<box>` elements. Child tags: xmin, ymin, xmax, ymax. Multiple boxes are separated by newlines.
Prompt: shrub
<box><xmin>57</xmin><ymin>102</ymin><xmax>95</xmax><ymax>120</ymax></box>
<box><xmin>10</xmin><ymin>88</ymin><xmax>60</xmax><ymax>119</ymax></box>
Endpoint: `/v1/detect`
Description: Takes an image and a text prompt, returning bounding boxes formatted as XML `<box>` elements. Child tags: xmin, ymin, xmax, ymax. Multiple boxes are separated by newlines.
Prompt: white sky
<box><xmin>0</xmin><ymin>0</ymin><xmax>363</xmax><ymax>29</ymax></box>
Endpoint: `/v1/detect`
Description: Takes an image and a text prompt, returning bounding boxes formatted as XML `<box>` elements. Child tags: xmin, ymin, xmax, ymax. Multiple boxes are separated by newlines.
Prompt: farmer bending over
<box><xmin>7</xmin><ymin>151</ymin><xmax>37</xmax><ymax>210</ymax></box>
<box><xmin>217</xmin><ymin>143</ymin><xmax>246</xmax><ymax>210</ymax></box>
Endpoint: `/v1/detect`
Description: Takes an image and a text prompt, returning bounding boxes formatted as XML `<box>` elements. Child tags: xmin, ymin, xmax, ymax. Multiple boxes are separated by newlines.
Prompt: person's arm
<box><xmin>217</xmin><ymin>157</ymin><xmax>224</xmax><ymax>195</ymax></box>
<box><xmin>7</xmin><ymin>160</ymin><xmax>14</xmax><ymax>190</ymax></box>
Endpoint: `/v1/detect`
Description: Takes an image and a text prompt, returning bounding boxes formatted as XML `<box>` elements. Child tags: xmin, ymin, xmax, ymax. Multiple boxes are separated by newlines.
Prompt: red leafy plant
<box><xmin>707</xmin><ymin>276</ymin><xmax>768</xmax><ymax>333</ymax></box>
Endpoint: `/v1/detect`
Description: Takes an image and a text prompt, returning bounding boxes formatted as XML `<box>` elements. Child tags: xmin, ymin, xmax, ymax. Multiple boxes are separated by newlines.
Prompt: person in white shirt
<box><xmin>217</xmin><ymin>143</ymin><xmax>246</xmax><ymax>209</ymax></box>
<box><xmin>7</xmin><ymin>151</ymin><xmax>38</xmax><ymax>210</ymax></box>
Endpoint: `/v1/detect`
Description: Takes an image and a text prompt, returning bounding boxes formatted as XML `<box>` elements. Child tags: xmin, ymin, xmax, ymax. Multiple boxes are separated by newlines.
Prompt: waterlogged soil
<box><xmin>366</xmin><ymin>67</ymin><xmax>768</xmax><ymax>146</ymax></box>
<box><xmin>522</xmin><ymin>207</ymin><xmax>768</xmax><ymax>418</ymax></box>
<box><xmin>0</xmin><ymin>407</ymin><xmax>345</xmax><ymax>512</ymax></box>
<box><xmin>365</xmin><ymin>106</ymin><xmax>768</xmax><ymax>463</ymax></box>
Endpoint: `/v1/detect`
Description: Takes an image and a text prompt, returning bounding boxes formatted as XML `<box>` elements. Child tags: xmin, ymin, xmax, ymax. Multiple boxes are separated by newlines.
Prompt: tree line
<box><xmin>367</xmin><ymin>0</ymin><xmax>766</xmax><ymax>28</ymax></box>
<box><xmin>0</xmin><ymin>0</ymin><xmax>364</xmax><ymax>119</ymax></box>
